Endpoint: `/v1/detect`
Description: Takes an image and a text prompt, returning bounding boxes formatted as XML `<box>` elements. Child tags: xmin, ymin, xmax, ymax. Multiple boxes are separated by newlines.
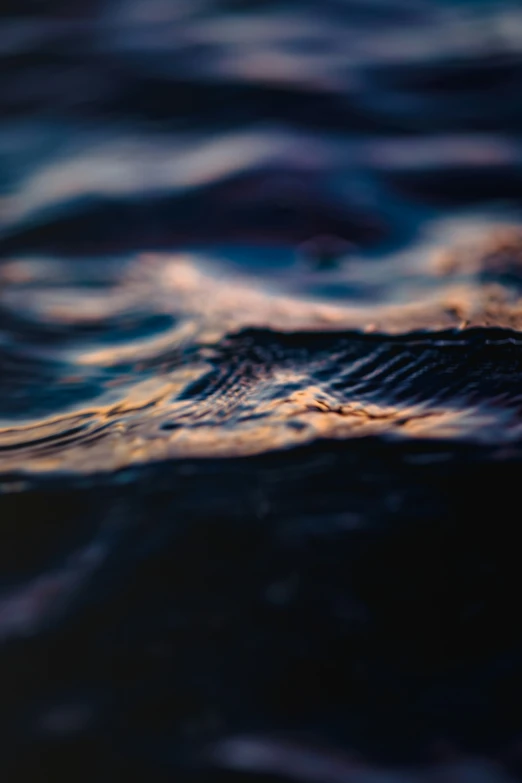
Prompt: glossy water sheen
<box><xmin>2</xmin><ymin>1</ymin><xmax>522</xmax><ymax>781</ymax></box>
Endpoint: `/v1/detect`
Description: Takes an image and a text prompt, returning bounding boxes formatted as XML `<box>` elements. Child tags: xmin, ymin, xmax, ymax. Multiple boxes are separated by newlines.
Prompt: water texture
<box><xmin>2</xmin><ymin>1</ymin><xmax>522</xmax><ymax>780</ymax></box>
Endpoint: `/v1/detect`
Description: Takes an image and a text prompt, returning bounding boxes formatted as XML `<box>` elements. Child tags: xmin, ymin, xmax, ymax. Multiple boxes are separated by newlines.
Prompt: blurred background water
<box><xmin>2</xmin><ymin>1</ymin><xmax>522</xmax><ymax>781</ymax></box>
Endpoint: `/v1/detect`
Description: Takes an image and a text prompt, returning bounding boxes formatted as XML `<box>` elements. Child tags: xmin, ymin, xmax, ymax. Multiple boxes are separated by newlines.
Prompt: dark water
<box><xmin>2</xmin><ymin>1</ymin><xmax>522</xmax><ymax>780</ymax></box>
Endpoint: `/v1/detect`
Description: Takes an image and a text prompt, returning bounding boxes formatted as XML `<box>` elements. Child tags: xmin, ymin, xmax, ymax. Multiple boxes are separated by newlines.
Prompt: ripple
<box><xmin>2</xmin><ymin>223</ymin><xmax>522</xmax><ymax>476</ymax></box>
<box><xmin>2</xmin><ymin>324</ymin><xmax>522</xmax><ymax>476</ymax></box>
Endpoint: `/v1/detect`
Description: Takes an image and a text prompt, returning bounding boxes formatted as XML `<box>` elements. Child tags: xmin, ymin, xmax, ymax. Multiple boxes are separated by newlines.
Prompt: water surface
<box><xmin>2</xmin><ymin>1</ymin><xmax>522</xmax><ymax>780</ymax></box>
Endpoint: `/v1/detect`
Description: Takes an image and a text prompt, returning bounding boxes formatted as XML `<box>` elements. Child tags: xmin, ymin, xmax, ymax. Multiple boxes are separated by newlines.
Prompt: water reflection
<box><xmin>2</xmin><ymin>1</ymin><xmax>522</xmax><ymax>781</ymax></box>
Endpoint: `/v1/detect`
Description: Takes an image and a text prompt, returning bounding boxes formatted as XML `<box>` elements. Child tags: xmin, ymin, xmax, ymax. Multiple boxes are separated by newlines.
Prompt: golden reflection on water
<box><xmin>2</xmin><ymin>221</ymin><xmax>522</xmax><ymax>476</ymax></box>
